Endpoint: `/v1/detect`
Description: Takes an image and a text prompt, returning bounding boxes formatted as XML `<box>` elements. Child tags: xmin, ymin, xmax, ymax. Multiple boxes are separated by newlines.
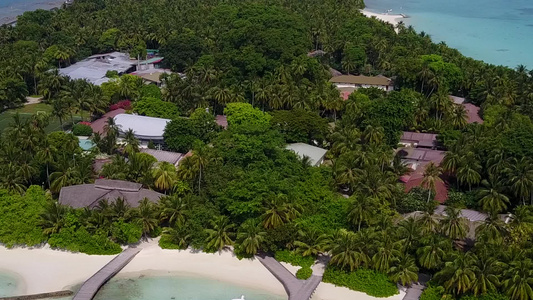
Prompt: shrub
<box><xmin>296</xmin><ymin>267</ymin><xmax>312</xmax><ymax>280</ymax></box>
<box><xmin>274</xmin><ymin>250</ymin><xmax>314</xmax><ymax>268</ymax></box>
<box><xmin>397</xmin><ymin>187</ymin><xmax>435</xmax><ymax>213</ymax></box>
<box><xmin>446</xmin><ymin>190</ymin><xmax>477</xmax><ymax>209</ymax></box>
<box><xmin>133</xmin><ymin>97</ymin><xmax>179</xmax><ymax>119</ymax></box>
<box><xmin>72</xmin><ymin>123</ymin><xmax>93</xmax><ymax>136</ymax></box>
<box><xmin>322</xmin><ymin>266</ymin><xmax>398</xmax><ymax>298</ymax></box>
<box><xmin>0</xmin><ymin>186</ymin><xmax>48</xmax><ymax>247</ymax></box>
<box><xmin>419</xmin><ymin>286</ymin><xmax>446</xmax><ymax>300</ymax></box>
<box><xmin>105</xmin><ymin>70</ymin><xmax>119</xmax><ymax>78</ymax></box>
<box><xmin>141</xmin><ymin>84</ymin><xmax>162</xmax><ymax>99</ymax></box>
<box><xmin>48</xmin><ymin>227</ymin><xmax>122</xmax><ymax>255</ymax></box>
<box><xmin>109</xmin><ymin>100</ymin><xmax>132</xmax><ymax>111</ymax></box>
<box><xmin>111</xmin><ymin>220</ymin><xmax>142</xmax><ymax>244</ymax></box>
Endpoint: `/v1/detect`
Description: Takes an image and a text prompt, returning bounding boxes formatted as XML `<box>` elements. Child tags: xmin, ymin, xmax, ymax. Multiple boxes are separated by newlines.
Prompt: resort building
<box><xmin>450</xmin><ymin>96</ymin><xmax>484</xmax><ymax>124</ymax></box>
<box><xmin>58</xmin><ymin>179</ymin><xmax>163</xmax><ymax>208</ymax></box>
<box><xmin>114</xmin><ymin>114</ymin><xmax>171</xmax><ymax>143</ymax></box>
<box><xmin>398</xmin><ymin>131</ymin><xmax>449</xmax><ymax>203</ymax></box>
<box><xmin>285</xmin><ymin>143</ymin><xmax>328</xmax><ymax>166</ymax></box>
<box><xmin>329</xmin><ymin>75</ymin><xmax>394</xmax><ymax>92</ymax></box>
<box><xmin>399</xmin><ymin>131</ymin><xmax>438</xmax><ymax>149</ymax></box>
<box><xmin>59</xmin><ymin>52</ymin><xmax>137</xmax><ymax>85</ymax></box>
<box><xmin>90</xmin><ymin>109</ymin><xmax>126</xmax><ymax>134</ymax></box>
<box><xmin>132</xmin><ymin>69</ymin><xmax>172</xmax><ymax>87</ymax></box>
<box><xmin>140</xmin><ymin>148</ymin><xmax>186</xmax><ymax>167</ymax></box>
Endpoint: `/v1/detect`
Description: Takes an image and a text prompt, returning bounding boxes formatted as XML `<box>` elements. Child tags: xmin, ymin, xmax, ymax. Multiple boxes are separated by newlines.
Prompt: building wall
<box><xmin>334</xmin><ymin>83</ymin><xmax>392</xmax><ymax>92</ymax></box>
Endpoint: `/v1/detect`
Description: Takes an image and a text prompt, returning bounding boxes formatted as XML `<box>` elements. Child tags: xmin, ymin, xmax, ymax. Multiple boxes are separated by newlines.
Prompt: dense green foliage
<box><xmin>0</xmin><ymin>186</ymin><xmax>48</xmax><ymax>247</ymax></box>
<box><xmin>296</xmin><ymin>266</ymin><xmax>313</xmax><ymax>280</ymax></box>
<box><xmin>133</xmin><ymin>97</ymin><xmax>180</xmax><ymax>119</ymax></box>
<box><xmin>72</xmin><ymin>123</ymin><xmax>93</xmax><ymax>136</ymax></box>
<box><xmin>323</xmin><ymin>266</ymin><xmax>399</xmax><ymax>297</ymax></box>
<box><xmin>1</xmin><ymin>0</ymin><xmax>533</xmax><ymax>298</ymax></box>
<box><xmin>275</xmin><ymin>250</ymin><xmax>315</xmax><ymax>268</ymax></box>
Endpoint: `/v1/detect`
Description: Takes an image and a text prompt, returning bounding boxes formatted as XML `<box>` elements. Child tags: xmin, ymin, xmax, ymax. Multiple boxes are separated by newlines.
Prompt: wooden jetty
<box><xmin>72</xmin><ymin>248</ymin><xmax>141</xmax><ymax>300</ymax></box>
<box><xmin>257</xmin><ymin>254</ymin><xmax>328</xmax><ymax>300</ymax></box>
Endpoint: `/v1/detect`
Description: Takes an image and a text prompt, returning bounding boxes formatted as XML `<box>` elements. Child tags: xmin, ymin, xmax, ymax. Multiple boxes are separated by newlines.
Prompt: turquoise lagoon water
<box><xmin>365</xmin><ymin>0</ymin><xmax>533</xmax><ymax>68</ymax></box>
<box><xmin>0</xmin><ymin>272</ymin><xmax>19</xmax><ymax>297</ymax></box>
<box><xmin>62</xmin><ymin>275</ymin><xmax>284</xmax><ymax>300</ymax></box>
<box><xmin>1</xmin><ymin>273</ymin><xmax>284</xmax><ymax>300</ymax></box>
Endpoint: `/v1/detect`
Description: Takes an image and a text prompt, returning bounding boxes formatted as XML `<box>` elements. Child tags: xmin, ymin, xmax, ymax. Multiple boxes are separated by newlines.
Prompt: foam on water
<box><xmin>365</xmin><ymin>0</ymin><xmax>533</xmax><ymax>68</ymax></box>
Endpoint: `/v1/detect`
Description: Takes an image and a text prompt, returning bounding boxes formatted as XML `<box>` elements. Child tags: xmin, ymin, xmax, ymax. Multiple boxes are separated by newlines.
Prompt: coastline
<box><xmin>360</xmin><ymin>9</ymin><xmax>405</xmax><ymax>27</ymax></box>
<box><xmin>0</xmin><ymin>0</ymin><xmax>66</xmax><ymax>25</ymax></box>
<box><xmin>0</xmin><ymin>239</ymin><xmax>404</xmax><ymax>300</ymax></box>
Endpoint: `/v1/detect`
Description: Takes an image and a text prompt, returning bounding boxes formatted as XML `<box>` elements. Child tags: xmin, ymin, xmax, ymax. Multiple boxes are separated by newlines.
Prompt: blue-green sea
<box><xmin>365</xmin><ymin>0</ymin><xmax>533</xmax><ymax>68</ymax></box>
<box><xmin>0</xmin><ymin>273</ymin><xmax>285</xmax><ymax>300</ymax></box>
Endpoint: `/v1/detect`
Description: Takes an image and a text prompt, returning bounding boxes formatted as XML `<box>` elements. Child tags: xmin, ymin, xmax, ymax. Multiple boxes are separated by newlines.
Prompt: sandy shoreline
<box><xmin>0</xmin><ymin>239</ymin><xmax>404</xmax><ymax>300</ymax></box>
<box><xmin>361</xmin><ymin>9</ymin><xmax>406</xmax><ymax>27</ymax></box>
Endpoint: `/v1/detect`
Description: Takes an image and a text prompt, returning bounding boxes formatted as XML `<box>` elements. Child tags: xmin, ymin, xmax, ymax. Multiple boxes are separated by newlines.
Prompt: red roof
<box><xmin>341</xmin><ymin>91</ymin><xmax>352</xmax><ymax>100</ymax></box>
<box><xmin>463</xmin><ymin>103</ymin><xmax>483</xmax><ymax>124</ymax></box>
<box><xmin>90</xmin><ymin>108</ymin><xmax>126</xmax><ymax>134</ymax></box>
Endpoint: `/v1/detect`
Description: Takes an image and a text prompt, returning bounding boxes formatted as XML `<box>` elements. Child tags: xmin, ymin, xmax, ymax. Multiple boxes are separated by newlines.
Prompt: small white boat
<box><xmin>232</xmin><ymin>296</ymin><xmax>245</xmax><ymax>300</ymax></box>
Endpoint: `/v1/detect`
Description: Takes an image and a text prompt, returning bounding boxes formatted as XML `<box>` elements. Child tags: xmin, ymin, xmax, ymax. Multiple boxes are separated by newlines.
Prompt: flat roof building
<box><xmin>59</xmin><ymin>52</ymin><xmax>137</xmax><ymax>85</ymax></box>
<box><xmin>330</xmin><ymin>75</ymin><xmax>393</xmax><ymax>92</ymax></box>
<box><xmin>114</xmin><ymin>114</ymin><xmax>171</xmax><ymax>141</ymax></box>
<box><xmin>59</xmin><ymin>179</ymin><xmax>163</xmax><ymax>208</ymax></box>
<box><xmin>285</xmin><ymin>143</ymin><xmax>328</xmax><ymax>166</ymax></box>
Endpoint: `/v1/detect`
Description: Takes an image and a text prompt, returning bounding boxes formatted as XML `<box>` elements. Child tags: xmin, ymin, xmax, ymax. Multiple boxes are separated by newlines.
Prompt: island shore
<box><xmin>0</xmin><ymin>239</ymin><xmax>404</xmax><ymax>300</ymax></box>
<box><xmin>361</xmin><ymin>9</ymin><xmax>406</xmax><ymax>27</ymax></box>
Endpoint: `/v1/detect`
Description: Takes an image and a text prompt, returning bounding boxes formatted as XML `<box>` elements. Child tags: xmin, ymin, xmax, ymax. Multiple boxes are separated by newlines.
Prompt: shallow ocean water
<box><xmin>365</xmin><ymin>0</ymin><xmax>533</xmax><ymax>68</ymax></box>
<box><xmin>0</xmin><ymin>272</ymin><xmax>19</xmax><ymax>297</ymax></box>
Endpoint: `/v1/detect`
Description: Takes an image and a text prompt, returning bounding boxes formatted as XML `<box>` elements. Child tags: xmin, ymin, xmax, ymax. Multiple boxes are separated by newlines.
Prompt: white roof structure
<box><xmin>114</xmin><ymin>114</ymin><xmax>170</xmax><ymax>141</ymax></box>
<box><xmin>59</xmin><ymin>52</ymin><xmax>137</xmax><ymax>85</ymax></box>
<box><xmin>285</xmin><ymin>143</ymin><xmax>328</xmax><ymax>166</ymax></box>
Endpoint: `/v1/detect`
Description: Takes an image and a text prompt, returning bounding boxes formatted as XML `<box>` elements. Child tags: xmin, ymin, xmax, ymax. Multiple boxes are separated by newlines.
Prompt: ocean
<box><xmin>0</xmin><ymin>272</ymin><xmax>19</xmax><ymax>297</ymax></box>
<box><xmin>364</xmin><ymin>0</ymin><xmax>533</xmax><ymax>68</ymax></box>
<box><xmin>0</xmin><ymin>0</ymin><xmax>64</xmax><ymax>24</ymax></box>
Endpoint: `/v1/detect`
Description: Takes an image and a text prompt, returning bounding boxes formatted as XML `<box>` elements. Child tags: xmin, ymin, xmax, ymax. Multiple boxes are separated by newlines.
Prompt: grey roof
<box><xmin>114</xmin><ymin>114</ymin><xmax>171</xmax><ymax>141</ymax></box>
<box><xmin>400</xmin><ymin>131</ymin><xmax>437</xmax><ymax>148</ymax></box>
<box><xmin>434</xmin><ymin>205</ymin><xmax>488</xmax><ymax>222</ymax></box>
<box><xmin>58</xmin><ymin>52</ymin><xmax>136</xmax><ymax>85</ymax></box>
<box><xmin>140</xmin><ymin>148</ymin><xmax>183</xmax><ymax>165</ymax></box>
<box><xmin>285</xmin><ymin>143</ymin><xmax>327</xmax><ymax>166</ymax></box>
<box><xmin>58</xmin><ymin>179</ymin><xmax>163</xmax><ymax>208</ymax></box>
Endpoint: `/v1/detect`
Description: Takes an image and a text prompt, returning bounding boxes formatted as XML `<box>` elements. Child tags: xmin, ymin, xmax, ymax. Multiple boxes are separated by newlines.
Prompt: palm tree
<box><xmin>397</xmin><ymin>217</ymin><xmax>421</xmax><ymax>253</ymax></box>
<box><xmin>389</xmin><ymin>255</ymin><xmax>419</xmax><ymax>286</ymax></box>
<box><xmin>470</xmin><ymin>255</ymin><xmax>502</xmax><ymax>296</ymax></box>
<box><xmin>435</xmin><ymin>252</ymin><xmax>476</xmax><ymax>295</ymax></box>
<box><xmin>261</xmin><ymin>194</ymin><xmax>300</xmax><ymax>229</ymax></box>
<box><xmin>152</xmin><ymin>162</ymin><xmax>178</xmax><ymax>193</ymax></box>
<box><xmin>457</xmin><ymin>155</ymin><xmax>482</xmax><ymax>191</ymax></box>
<box><xmin>417</xmin><ymin>234</ymin><xmax>451</xmax><ymax>270</ymax></box>
<box><xmin>159</xmin><ymin>195</ymin><xmax>190</xmax><ymax>227</ymax></box>
<box><xmin>372</xmin><ymin>234</ymin><xmax>401</xmax><ymax>273</ymax></box>
<box><xmin>503</xmin><ymin>259</ymin><xmax>533</xmax><ymax>300</ymax></box>
<box><xmin>40</xmin><ymin>201</ymin><xmax>68</xmax><ymax>235</ymax></box>
<box><xmin>294</xmin><ymin>229</ymin><xmax>328</xmax><ymax>257</ymax></box>
<box><xmin>348</xmin><ymin>195</ymin><xmax>376</xmax><ymax>231</ymax></box>
<box><xmin>441</xmin><ymin>206</ymin><xmax>469</xmax><ymax>240</ymax></box>
<box><xmin>236</xmin><ymin>220</ymin><xmax>266</xmax><ymax>256</ymax></box>
<box><xmin>507</xmin><ymin>158</ymin><xmax>533</xmax><ymax>205</ymax></box>
<box><xmin>477</xmin><ymin>175</ymin><xmax>510</xmax><ymax>214</ymax></box>
<box><xmin>421</xmin><ymin>162</ymin><xmax>443</xmax><ymax>202</ymax></box>
<box><xmin>475</xmin><ymin>213</ymin><xmax>508</xmax><ymax>245</ymax></box>
<box><xmin>205</xmin><ymin>215</ymin><xmax>235</xmax><ymax>252</ymax></box>
<box><xmin>122</xmin><ymin>129</ymin><xmax>140</xmax><ymax>156</ymax></box>
<box><xmin>161</xmin><ymin>226</ymin><xmax>191</xmax><ymax>249</ymax></box>
<box><xmin>135</xmin><ymin>198</ymin><xmax>159</xmax><ymax>238</ymax></box>
<box><xmin>328</xmin><ymin>229</ymin><xmax>370</xmax><ymax>271</ymax></box>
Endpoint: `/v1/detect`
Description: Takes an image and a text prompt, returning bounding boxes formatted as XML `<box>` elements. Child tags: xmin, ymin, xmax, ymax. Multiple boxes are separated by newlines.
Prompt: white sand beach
<box><xmin>361</xmin><ymin>9</ymin><xmax>405</xmax><ymax>28</ymax></box>
<box><xmin>0</xmin><ymin>239</ymin><xmax>404</xmax><ymax>300</ymax></box>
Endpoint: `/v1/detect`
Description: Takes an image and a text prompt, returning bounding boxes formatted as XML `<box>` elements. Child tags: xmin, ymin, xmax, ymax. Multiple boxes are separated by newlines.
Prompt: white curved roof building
<box><xmin>114</xmin><ymin>113</ymin><xmax>171</xmax><ymax>141</ymax></box>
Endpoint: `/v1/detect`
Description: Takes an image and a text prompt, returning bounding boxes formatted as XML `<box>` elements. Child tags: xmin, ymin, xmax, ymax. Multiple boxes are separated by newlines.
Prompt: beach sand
<box><xmin>0</xmin><ymin>239</ymin><xmax>404</xmax><ymax>300</ymax></box>
<box><xmin>361</xmin><ymin>9</ymin><xmax>405</xmax><ymax>28</ymax></box>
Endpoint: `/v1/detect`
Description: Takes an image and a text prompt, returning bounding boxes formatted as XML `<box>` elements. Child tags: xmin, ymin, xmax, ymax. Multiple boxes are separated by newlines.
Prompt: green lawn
<box><xmin>0</xmin><ymin>103</ymin><xmax>82</xmax><ymax>134</ymax></box>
